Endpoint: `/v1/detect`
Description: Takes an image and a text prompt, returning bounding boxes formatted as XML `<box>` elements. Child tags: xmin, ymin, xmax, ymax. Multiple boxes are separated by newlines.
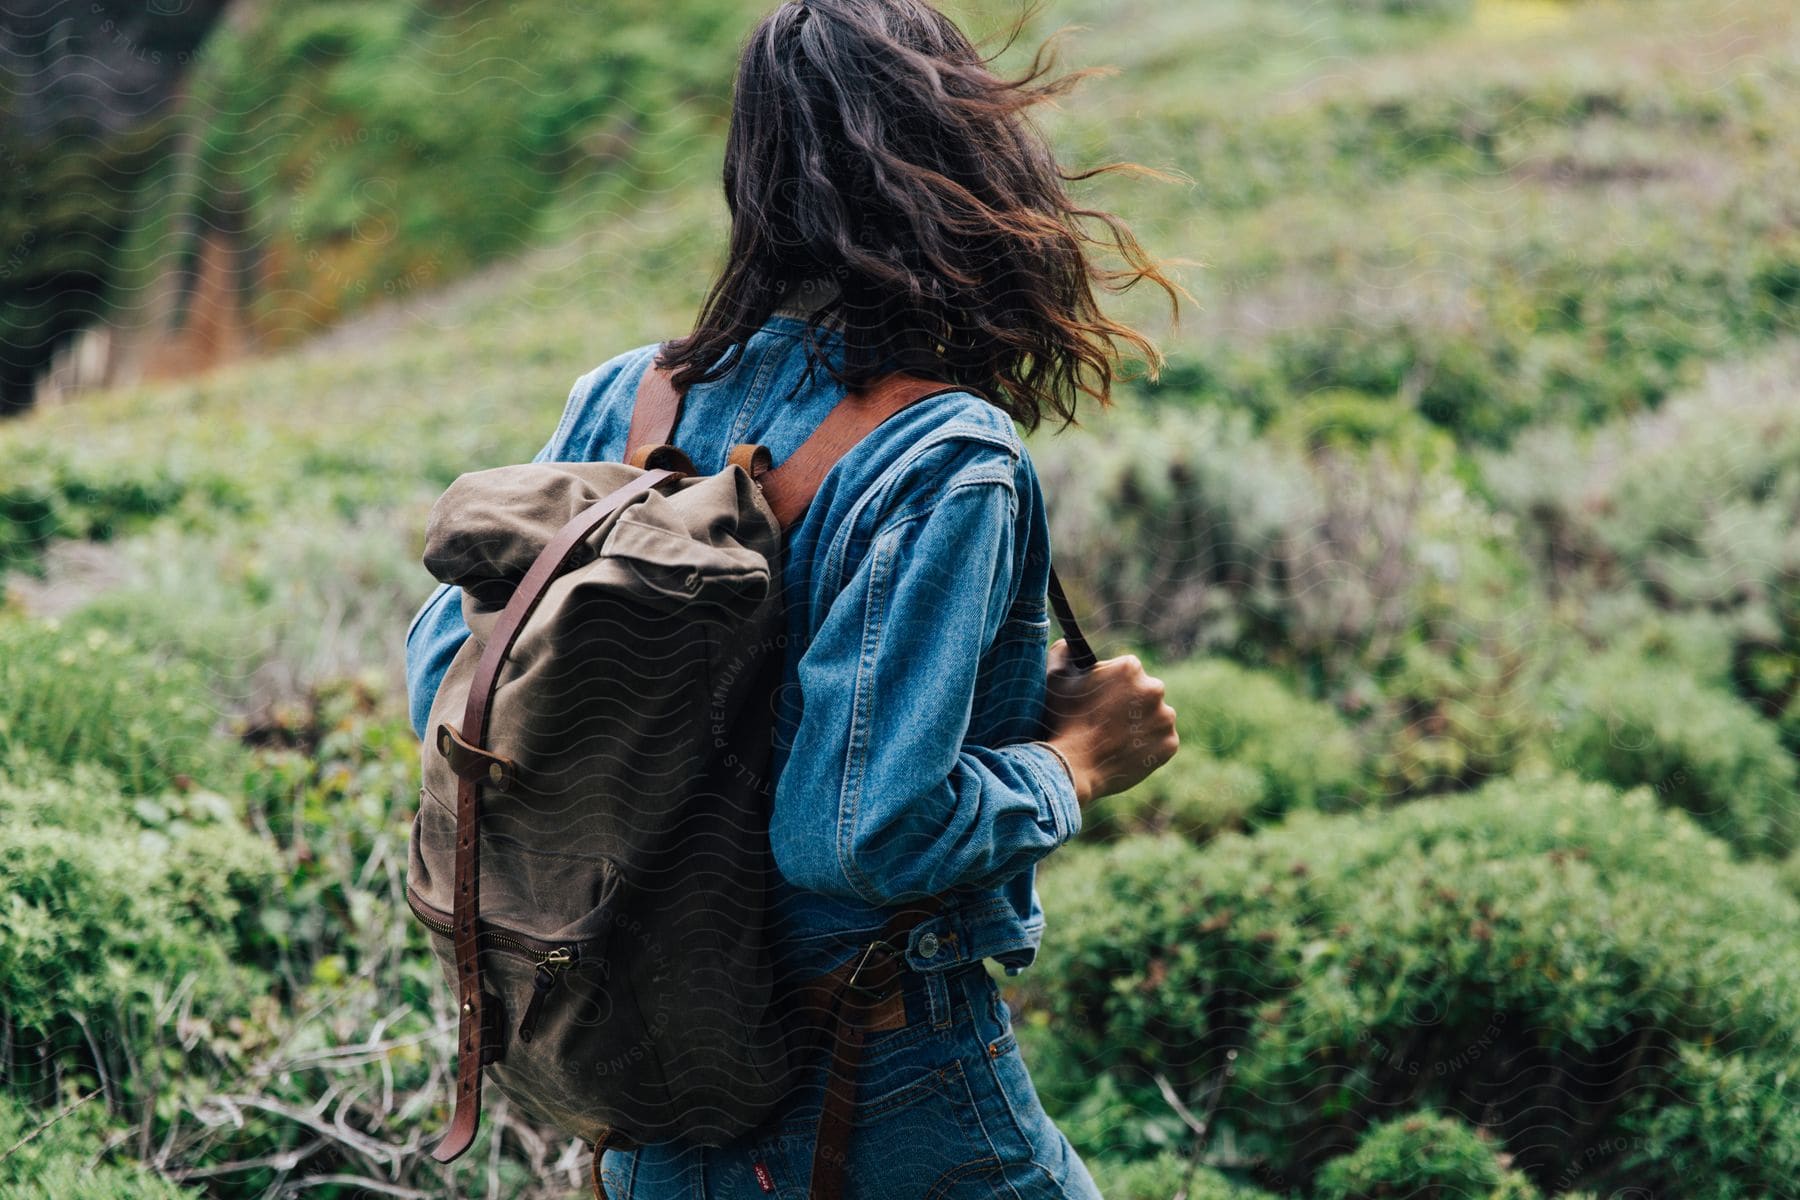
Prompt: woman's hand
<box><xmin>1042</xmin><ymin>639</ymin><xmax>1179</xmax><ymax>807</ymax></box>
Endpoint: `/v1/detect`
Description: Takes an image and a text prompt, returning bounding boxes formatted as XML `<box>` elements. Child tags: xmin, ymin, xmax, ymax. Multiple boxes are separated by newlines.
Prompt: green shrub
<box><xmin>1104</xmin><ymin>756</ymin><xmax>1268</xmax><ymax>842</ymax></box>
<box><xmin>1486</xmin><ymin>356</ymin><xmax>1800</xmax><ymax>761</ymax></box>
<box><xmin>0</xmin><ymin>696</ymin><xmax>467</xmax><ymax>1194</ymax></box>
<box><xmin>0</xmin><ymin>619</ymin><xmax>227</xmax><ymax>794</ymax></box>
<box><xmin>1484</xmin><ymin>350</ymin><xmax>1800</xmax><ymax>595</ymax></box>
<box><xmin>65</xmin><ymin>508</ymin><xmax>427</xmax><ymax>717</ymax></box>
<box><xmin>1012</xmin><ymin>1014</ymin><xmax>1191</xmax><ymax>1162</ymax></box>
<box><xmin>1273</xmin><ymin>325</ymin><xmax>1537</xmax><ymax>447</ymax></box>
<box><xmin>1267</xmin><ymin>388</ymin><xmax>1457</xmax><ymax>473</ymax></box>
<box><xmin>1029</xmin><ymin>406</ymin><xmax>1322</xmax><ymax>661</ymax></box>
<box><xmin>1545</xmin><ymin>652</ymin><xmax>1796</xmax><ymax>856</ymax></box>
<box><xmin>1031</xmin><ymin>774</ymin><xmax>1800</xmax><ymax>1196</ymax></box>
<box><xmin>1088</xmin><ymin>1152</ymin><xmax>1280</xmax><ymax>1200</ymax></box>
<box><xmin>1724</xmin><ymin>549</ymin><xmax>1800</xmax><ymax>761</ymax></box>
<box><xmin>234</xmin><ymin>673</ymin><xmax>425</xmax><ymax>980</ymax></box>
<box><xmin>1589</xmin><ymin>598</ymin><xmax>1739</xmax><ymax>692</ymax></box>
<box><xmin>1029</xmin><ymin>405</ymin><xmax>1465</xmax><ymax>673</ymax></box>
<box><xmin>1314</xmin><ymin>1112</ymin><xmax>1538</xmax><ymax>1200</ymax></box>
<box><xmin>0</xmin><ymin>448</ymin><xmax>245</xmax><ymax>578</ymax></box>
<box><xmin>1097</xmin><ymin>658</ymin><xmax>1366</xmax><ymax>839</ymax></box>
<box><xmin>1369</xmin><ymin>623</ymin><xmax>1549</xmax><ymax>799</ymax></box>
<box><xmin>0</xmin><ymin>1091</ymin><xmax>197</xmax><ymax>1199</ymax></box>
<box><xmin>1364</xmin><ymin>519</ymin><xmax>1556</xmax><ymax>799</ymax></box>
<box><xmin>0</xmin><ymin>749</ymin><xmax>276</xmax><ymax>1105</ymax></box>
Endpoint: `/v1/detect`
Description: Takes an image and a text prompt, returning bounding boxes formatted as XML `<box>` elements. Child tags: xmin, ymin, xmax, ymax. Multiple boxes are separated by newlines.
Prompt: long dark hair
<box><xmin>657</xmin><ymin>0</ymin><xmax>1180</xmax><ymax>431</ymax></box>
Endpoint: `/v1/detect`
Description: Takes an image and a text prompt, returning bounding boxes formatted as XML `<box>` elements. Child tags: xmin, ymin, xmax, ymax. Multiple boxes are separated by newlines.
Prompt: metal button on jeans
<box><xmin>916</xmin><ymin>932</ymin><xmax>940</xmax><ymax>960</ymax></box>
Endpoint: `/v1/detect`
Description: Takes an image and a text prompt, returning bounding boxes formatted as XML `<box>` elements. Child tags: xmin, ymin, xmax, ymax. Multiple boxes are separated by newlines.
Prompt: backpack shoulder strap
<box><xmin>756</xmin><ymin>373</ymin><xmax>963</xmax><ymax>529</ymax></box>
<box><xmin>623</xmin><ymin>351</ymin><xmax>683</xmax><ymax>466</ymax></box>
<box><xmin>621</xmin><ymin>357</ymin><xmax>1100</xmax><ymax>667</ymax></box>
<box><xmin>622</xmin><ymin>354</ymin><xmax>959</xmax><ymax>519</ymax></box>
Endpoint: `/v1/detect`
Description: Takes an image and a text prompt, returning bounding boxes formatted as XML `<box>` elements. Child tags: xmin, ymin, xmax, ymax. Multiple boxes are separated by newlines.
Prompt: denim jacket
<box><xmin>402</xmin><ymin>312</ymin><xmax>1081</xmax><ymax>980</ymax></box>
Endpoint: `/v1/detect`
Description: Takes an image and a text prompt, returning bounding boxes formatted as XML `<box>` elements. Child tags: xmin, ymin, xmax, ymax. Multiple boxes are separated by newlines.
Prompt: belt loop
<box><xmin>926</xmin><ymin>970</ymin><xmax>952</xmax><ymax>1030</ymax></box>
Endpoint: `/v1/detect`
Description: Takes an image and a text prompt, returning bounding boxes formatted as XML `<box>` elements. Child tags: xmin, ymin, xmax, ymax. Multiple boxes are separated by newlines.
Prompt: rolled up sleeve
<box><xmin>770</xmin><ymin>467</ymin><xmax>1081</xmax><ymax>906</ymax></box>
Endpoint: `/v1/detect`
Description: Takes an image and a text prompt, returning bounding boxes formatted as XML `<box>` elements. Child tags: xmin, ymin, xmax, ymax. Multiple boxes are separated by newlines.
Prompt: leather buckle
<box><xmin>626</xmin><ymin>443</ymin><xmax>697</xmax><ymax>475</ymax></box>
<box><xmin>436</xmin><ymin>722</ymin><xmax>516</xmax><ymax>788</ymax></box>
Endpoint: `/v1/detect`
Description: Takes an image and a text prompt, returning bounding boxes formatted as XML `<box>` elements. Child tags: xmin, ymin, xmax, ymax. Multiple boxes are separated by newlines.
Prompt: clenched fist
<box><xmin>1042</xmin><ymin>639</ymin><xmax>1180</xmax><ymax>808</ymax></box>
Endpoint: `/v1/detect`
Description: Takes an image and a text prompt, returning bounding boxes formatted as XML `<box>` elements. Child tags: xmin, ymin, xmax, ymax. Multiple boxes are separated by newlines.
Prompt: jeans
<box><xmin>598</xmin><ymin>964</ymin><xmax>1103</xmax><ymax>1200</ymax></box>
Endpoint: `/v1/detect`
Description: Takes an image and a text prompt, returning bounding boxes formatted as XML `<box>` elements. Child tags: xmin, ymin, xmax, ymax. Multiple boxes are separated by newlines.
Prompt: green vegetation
<box><xmin>0</xmin><ymin>621</ymin><xmax>224</xmax><ymax>791</ymax></box>
<box><xmin>1093</xmin><ymin>657</ymin><xmax>1366</xmax><ymax>840</ymax></box>
<box><xmin>1092</xmin><ymin>1154</ymin><xmax>1281</xmax><ymax>1200</ymax></box>
<box><xmin>0</xmin><ymin>1090</ymin><xmax>197</xmax><ymax>1199</ymax></box>
<box><xmin>1027</xmin><ymin>776</ymin><xmax>1800</xmax><ymax>1195</ymax></box>
<box><xmin>1313</xmin><ymin>1113</ymin><xmax>1539</xmax><ymax>1200</ymax></box>
<box><xmin>1544</xmin><ymin>651</ymin><xmax>1798</xmax><ymax>855</ymax></box>
<box><xmin>123</xmin><ymin>0</ymin><xmax>745</xmax><ymax>344</ymax></box>
<box><xmin>2</xmin><ymin>0</ymin><xmax>1797</xmax><ymax>1195</ymax></box>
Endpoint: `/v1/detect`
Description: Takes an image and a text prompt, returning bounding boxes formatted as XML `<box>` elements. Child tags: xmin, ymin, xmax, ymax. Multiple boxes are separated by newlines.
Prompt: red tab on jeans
<box><xmin>752</xmin><ymin>1161</ymin><xmax>776</xmax><ymax>1194</ymax></box>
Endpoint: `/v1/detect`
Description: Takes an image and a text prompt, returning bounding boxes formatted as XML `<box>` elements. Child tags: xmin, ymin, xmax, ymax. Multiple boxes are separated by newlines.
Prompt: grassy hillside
<box><xmin>2</xmin><ymin>0</ymin><xmax>1798</xmax><ymax>1195</ymax></box>
<box><xmin>123</xmin><ymin>0</ymin><xmax>743</xmax><ymax>343</ymax></box>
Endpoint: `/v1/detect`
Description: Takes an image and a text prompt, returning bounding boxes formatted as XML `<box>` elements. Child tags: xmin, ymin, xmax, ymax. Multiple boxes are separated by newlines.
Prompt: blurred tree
<box><xmin>0</xmin><ymin>0</ymin><xmax>231</xmax><ymax>412</ymax></box>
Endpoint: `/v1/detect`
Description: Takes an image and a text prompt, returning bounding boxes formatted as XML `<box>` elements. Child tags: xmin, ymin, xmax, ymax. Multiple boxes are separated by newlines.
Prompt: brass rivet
<box><xmin>488</xmin><ymin>762</ymin><xmax>504</xmax><ymax>784</ymax></box>
<box><xmin>463</xmin><ymin>1001</ymin><xmax>473</xmax><ymax>1014</ymax></box>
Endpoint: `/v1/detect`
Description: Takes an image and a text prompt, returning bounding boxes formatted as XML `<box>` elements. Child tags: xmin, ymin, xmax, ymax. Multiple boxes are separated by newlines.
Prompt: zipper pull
<box><xmin>517</xmin><ymin>948</ymin><xmax>573</xmax><ymax>1044</ymax></box>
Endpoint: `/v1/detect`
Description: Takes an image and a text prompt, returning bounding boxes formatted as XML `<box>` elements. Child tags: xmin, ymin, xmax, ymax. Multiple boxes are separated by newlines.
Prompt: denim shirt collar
<box><xmin>771</xmin><ymin>274</ymin><xmax>843</xmax><ymax>320</ymax></box>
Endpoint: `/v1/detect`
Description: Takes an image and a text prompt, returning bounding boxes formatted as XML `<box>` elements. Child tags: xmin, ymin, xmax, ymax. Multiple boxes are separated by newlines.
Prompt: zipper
<box><xmin>407</xmin><ymin>888</ymin><xmax>591</xmax><ymax>1042</ymax></box>
<box><xmin>405</xmin><ymin>887</ymin><xmax>581</xmax><ymax>959</ymax></box>
<box><xmin>517</xmin><ymin>948</ymin><xmax>574</xmax><ymax>1044</ymax></box>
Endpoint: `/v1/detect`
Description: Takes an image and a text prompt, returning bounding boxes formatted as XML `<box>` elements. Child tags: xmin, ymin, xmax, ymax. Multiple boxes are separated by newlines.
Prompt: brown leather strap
<box><xmin>758</xmin><ymin>376</ymin><xmax>965</xmax><ymax>530</ymax></box>
<box><xmin>431</xmin><ymin>466</ymin><xmax>682</xmax><ymax>1165</ymax></box>
<box><xmin>627</xmin><ymin>443</ymin><xmax>698</xmax><ymax>474</ymax></box>
<box><xmin>727</xmin><ymin>442</ymin><xmax>772</xmax><ymax>478</ymax></box>
<box><xmin>624</xmin><ymin>354</ymin><xmax>683</xmax><ymax>463</ymax></box>
<box><xmin>805</xmin><ymin>899</ymin><xmax>943</xmax><ymax>1200</ymax></box>
<box><xmin>590</xmin><ymin>1130</ymin><xmax>618</xmax><ymax>1200</ymax></box>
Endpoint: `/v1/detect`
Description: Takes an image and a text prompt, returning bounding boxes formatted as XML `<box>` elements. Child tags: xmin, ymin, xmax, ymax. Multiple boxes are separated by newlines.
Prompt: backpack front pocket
<box><xmin>406</xmin><ymin>885</ymin><xmax>617</xmax><ymax>1048</ymax></box>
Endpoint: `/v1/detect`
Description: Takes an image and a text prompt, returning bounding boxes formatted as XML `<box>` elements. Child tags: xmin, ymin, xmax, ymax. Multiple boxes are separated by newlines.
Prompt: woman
<box><xmin>405</xmin><ymin>0</ymin><xmax>1180</xmax><ymax>1195</ymax></box>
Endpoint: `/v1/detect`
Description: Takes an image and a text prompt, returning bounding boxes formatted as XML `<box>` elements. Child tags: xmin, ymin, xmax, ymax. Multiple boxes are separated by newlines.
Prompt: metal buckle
<box><xmin>845</xmin><ymin>938</ymin><xmax>898</xmax><ymax>999</ymax></box>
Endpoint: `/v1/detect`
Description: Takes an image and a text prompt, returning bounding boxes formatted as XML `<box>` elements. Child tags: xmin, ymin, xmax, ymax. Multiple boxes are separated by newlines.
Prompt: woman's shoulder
<box><xmin>547</xmin><ymin>342</ymin><xmax>665</xmax><ymax>462</ymax></box>
<box><xmin>866</xmin><ymin>376</ymin><xmax>1025</xmax><ymax>466</ymax></box>
<box><xmin>584</xmin><ymin>339</ymin><xmax>662</xmax><ymax>385</ymax></box>
<box><xmin>844</xmin><ymin>386</ymin><xmax>1043</xmax><ymax>533</ymax></box>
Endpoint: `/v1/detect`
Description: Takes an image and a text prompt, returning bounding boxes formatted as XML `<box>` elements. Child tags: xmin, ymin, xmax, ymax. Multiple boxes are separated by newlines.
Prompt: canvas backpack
<box><xmin>406</xmin><ymin>355</ymin><xmax>1097</xmax><ymax>1195</ymax></box>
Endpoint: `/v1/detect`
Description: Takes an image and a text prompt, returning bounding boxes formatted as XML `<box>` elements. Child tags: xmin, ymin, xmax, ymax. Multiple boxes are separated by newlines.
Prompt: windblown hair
<box><xmin>657</xmin><ymin>0</ymin><xmax>1180</xmax><ymax>431</ymax></box>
